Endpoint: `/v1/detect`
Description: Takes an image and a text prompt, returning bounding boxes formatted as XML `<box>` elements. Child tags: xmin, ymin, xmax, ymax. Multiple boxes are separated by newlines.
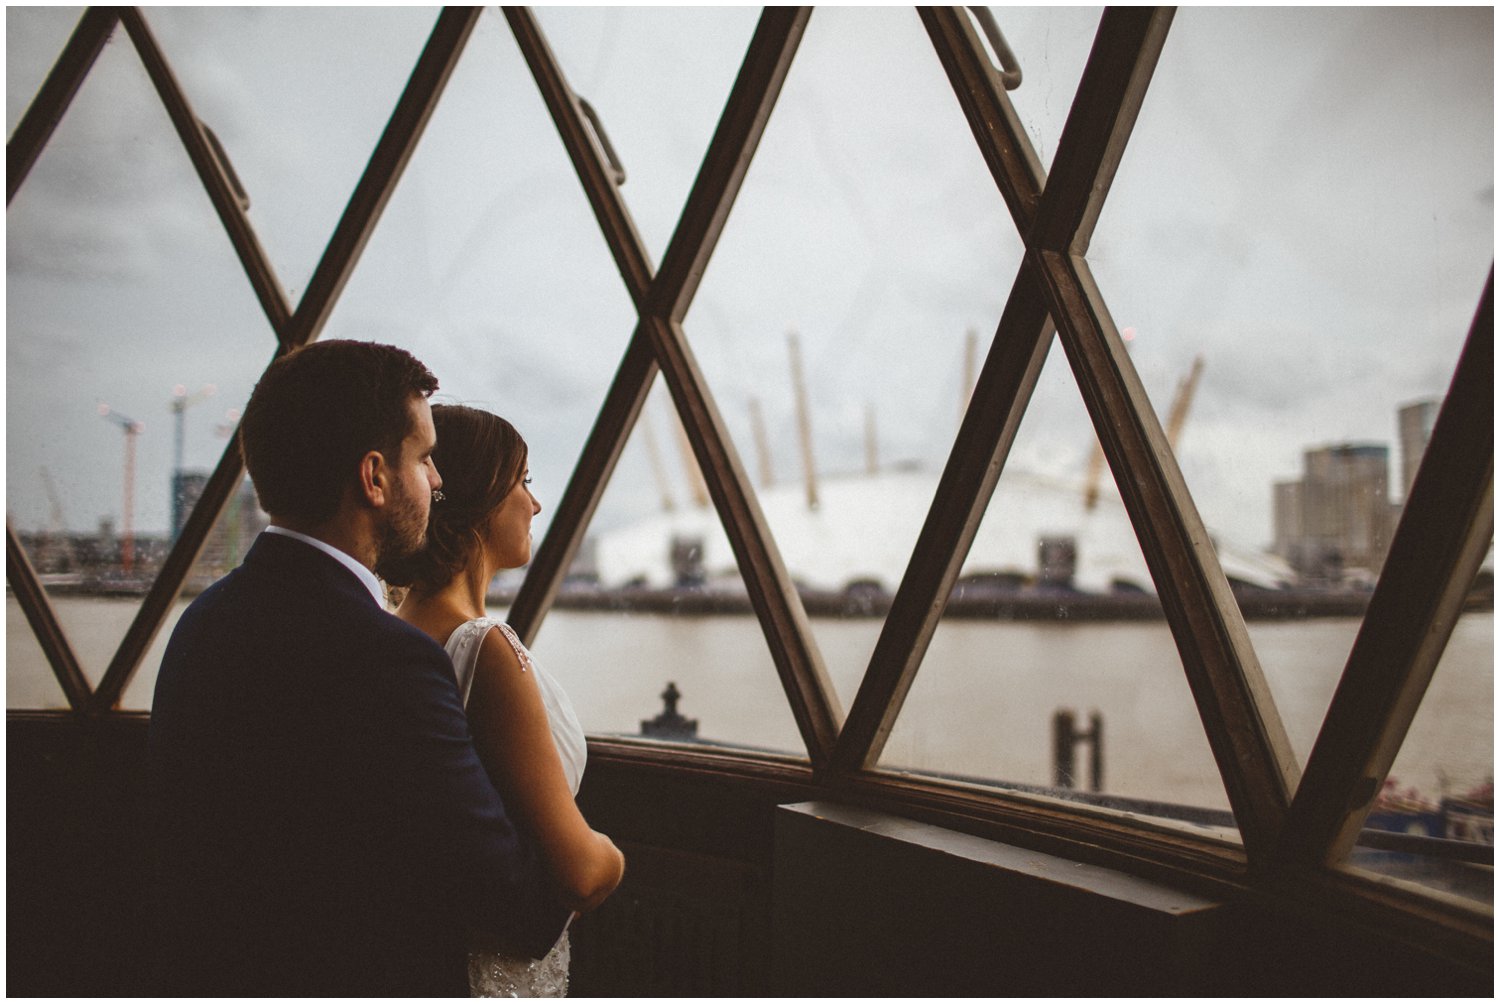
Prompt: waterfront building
<box><xmin>169</xmin><ymin>469</ymin><xmax>205</xmax><ymax>542</ymax></box>
<box><xmin>1398</xmin><ymin>399</ymin><xmax>1439</xmax><ymax>497</ymax></box>
<box><xmin>184</xmin><ymin>477</ymin><xmax>268</xmax><ymax>590</ymax></box>
<box><xmin>1273</xmin><ymin>443</ymin><xmax>1397</xmax><ymax>585</ymax></box>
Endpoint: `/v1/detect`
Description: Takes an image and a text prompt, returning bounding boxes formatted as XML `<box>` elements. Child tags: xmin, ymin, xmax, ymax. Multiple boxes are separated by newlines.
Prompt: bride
<box><xmin>385</xmin><ymin>404</ymin><xmax>625</xmax><ymax>997</ymax></box>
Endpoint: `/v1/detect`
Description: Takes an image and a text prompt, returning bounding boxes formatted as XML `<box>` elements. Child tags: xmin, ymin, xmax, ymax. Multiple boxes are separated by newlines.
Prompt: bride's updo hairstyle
<box><xmin>382</xmin><ymin>404</ymin><xmax>528</xmax><ymax>594</ymax></box>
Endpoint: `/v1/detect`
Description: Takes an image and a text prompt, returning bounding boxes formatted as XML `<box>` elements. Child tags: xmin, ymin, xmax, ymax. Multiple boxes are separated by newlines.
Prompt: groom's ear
<box><xmin>357</xmin><ymin>450</ymin><xmax>387</xmax><ymax>508</ymax></box>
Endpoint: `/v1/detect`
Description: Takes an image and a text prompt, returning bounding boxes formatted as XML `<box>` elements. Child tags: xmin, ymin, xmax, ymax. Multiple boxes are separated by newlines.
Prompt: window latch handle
<box><xmin>966</xmin><ymin>7</ymin><xmax>1023</xmax><ymax>91</ymax></box>
<box><xmin>578</xmin><ymin>97</ymin><xmax>627</xmax><ymax>186</ymax></box>
<box><xmin>199</xmin><ymin>121</ymin><xmax>250</xmax><ymax>211</ymax></box>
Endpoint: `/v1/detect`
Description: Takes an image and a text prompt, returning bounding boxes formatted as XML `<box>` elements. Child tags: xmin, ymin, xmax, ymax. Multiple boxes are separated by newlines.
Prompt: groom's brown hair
<box><xmin>240</xmin><ymin>340</ymin><xmax>438</xmax><ymax>524</ymax></box>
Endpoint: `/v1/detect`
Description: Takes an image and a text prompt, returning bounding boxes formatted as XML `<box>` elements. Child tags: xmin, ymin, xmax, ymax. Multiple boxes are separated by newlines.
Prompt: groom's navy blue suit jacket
<box><xmin>149</xmin><ymin>532</ymin><xmax>570</xmax><ymax>995</ymax></box>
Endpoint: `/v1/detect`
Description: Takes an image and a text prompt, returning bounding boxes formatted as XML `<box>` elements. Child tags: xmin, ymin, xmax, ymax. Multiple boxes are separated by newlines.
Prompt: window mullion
<box><xmin>1026</xmin><ymin>7</ymin><xmax>1175</xmax><ymax>255</ymax></box>
<box><xmin>508</xmin><ymin>331</ymin><xmax>659</xmax><ymax>646</ymax></box>
<box><xmin>1000</xmin><ymin>6</ymin><xmax>1302</xmax><ymax>859</ymax></box>
<box><xmin>649</xmin><ymin>316</ymin><xmax>842</xmax><ymax>766</ymax></box>
<box><xmin>1034</xmin><ymin>249</ymin><xmax>1299</xmax><ymax>859</ymax></box>
<box><xmin>646</xmin><ymin>6</ymin><xmax>811</xmax><ymax>324</ymax></box>
<box><xmin>831</xmin><ymin>260</ymin><xmax>1055</xmax><ymax>774</ymax></box>
<box><xmin>630</xmin><ymin>6</ymin><xmax>837</xmax><ymax>763</ymax></box>
<box><xmin>830</xmin><ymin>3</ymin><xmax>1063</xmax><ymax>777</ymax></box>
<box><xmin>917</xmin><ymin>6</ymin><xmax>1044</xmax><ymax>232</ymax></box>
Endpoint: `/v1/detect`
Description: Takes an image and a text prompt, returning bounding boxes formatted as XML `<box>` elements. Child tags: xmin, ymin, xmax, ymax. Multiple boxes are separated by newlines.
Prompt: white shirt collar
<box><xmin>263</xmin><ymin>526</ymin><xmax>387</xmax><ymax>608</ymax></box>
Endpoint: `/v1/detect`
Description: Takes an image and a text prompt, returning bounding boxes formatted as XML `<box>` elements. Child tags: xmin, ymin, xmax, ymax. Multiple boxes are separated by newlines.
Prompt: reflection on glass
<box><xmin>879</xmin><ymin>355</ymin><xmax>1234</xmax><ymax>828</ymax></box>
<box><xmin>143</xmin><ymin>6</ymin><xmax>437</xmax><ymax>298</ymax></box>
<box><xmin>7</xmin><ymin>17</ymin><xmax>279</xmax><ymax>700</ymax></box>
<box><xmin>530</xmin><ymin>6</ymin><xmax>760</xmax><ymax>266</ymax></box>
<box><xmin>324</xmin><ymin>8</ymin><xmax>637</xmax><ymax>543</ymax></box>
<box><xmin>686</xmin><ymin>6</ymin><xmax>1020</xmax><ymax>713</ymax></box>
<box><xmin>528</xmin><ymin>379</ymin><xmax>806</xmax><ymax>758</ymax></box>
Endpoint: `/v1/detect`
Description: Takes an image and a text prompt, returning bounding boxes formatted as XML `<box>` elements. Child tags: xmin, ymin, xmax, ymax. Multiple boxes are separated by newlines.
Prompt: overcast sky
<box><xmin>6</xmin><ymin>6</ymin><xmax>1492</xmax><ymax>567</ymax></box>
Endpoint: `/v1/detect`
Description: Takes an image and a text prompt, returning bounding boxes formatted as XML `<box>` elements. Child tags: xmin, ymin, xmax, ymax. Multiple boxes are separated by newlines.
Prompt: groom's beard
<box><xmin>373</xmin><ymin>479</ymin><xmax>430</xmax><ymax>581</ymax></box>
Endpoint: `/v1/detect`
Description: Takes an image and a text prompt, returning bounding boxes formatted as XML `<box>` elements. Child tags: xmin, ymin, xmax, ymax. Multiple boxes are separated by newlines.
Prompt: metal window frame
<box><xmin>5</xmin><ymin>4</ymin><xmax>1492</xmax><ymax>945</ymax></box>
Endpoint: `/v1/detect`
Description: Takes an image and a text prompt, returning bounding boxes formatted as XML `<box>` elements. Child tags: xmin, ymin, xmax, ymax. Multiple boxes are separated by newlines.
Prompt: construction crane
<box><xmin>1082</xmin><ymin>328</ymin><xmax>1136</xmax><ymax>512</ymax></box>
<box><xmin>788</xmin><ymin>330</ymin><xmax>820</xmax><ymax>511</ymax></box>
<box><xmin>38</xmin><ymin>467</ymin><xmax>76</xmax><ymax>571</ymax></box>
<box><xmin>97</xmin><ymin>403</ymin><xmax>143</xmax><ymax>575</ymax></box>
<box><xmin>170</xmin><ymin>384</ymin><xmax>216</xmax><ymax>539</ymax></box>
<box><xmin>1162</xmin><ymin>356</ymin><xmax>1205</xmax><ymax>451</ymax></box>
<box><xmin>640</xmin><ymin>409</ymin><xmax>677</xmax><ymax>513</ymax></box>
<box><xmin>1082</xmin><ymin>353</ymin><xmax>1206</xmax><ymax>512</ymax></box>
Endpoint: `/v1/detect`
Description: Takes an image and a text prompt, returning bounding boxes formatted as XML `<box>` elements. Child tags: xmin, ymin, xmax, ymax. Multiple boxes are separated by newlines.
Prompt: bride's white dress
<box><xmin>445</xmin><ymin>617</ymin><xmax>586</xmax><ymax>998</ymax></box>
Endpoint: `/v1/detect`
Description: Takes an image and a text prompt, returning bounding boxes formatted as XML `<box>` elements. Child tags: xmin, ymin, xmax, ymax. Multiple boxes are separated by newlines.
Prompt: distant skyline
<box><xmin>7</xmin><ymin>7</ymin><xmax>1492</xmax><ymax>564</ymax></box>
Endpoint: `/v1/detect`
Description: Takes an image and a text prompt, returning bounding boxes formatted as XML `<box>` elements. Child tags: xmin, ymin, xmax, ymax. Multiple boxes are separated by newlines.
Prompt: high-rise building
<box><xmin>184</xmin><ymin>477</ymin><xmax>268</xmax><ymax>590</ymax></box>
<box><xmin>172</xmin><ymin>470</ymin><xmax>210</xmax><ymax>541</ymax></box>
<box><xmin>1273</xmin><ymin>443</ymin><xmax>1393</xmax><ymax>584</ymax></box>
<box><xmin>1397</xmin><ymin>399</ymin><xmax>1439</xmax><ymax>497</ymax></box>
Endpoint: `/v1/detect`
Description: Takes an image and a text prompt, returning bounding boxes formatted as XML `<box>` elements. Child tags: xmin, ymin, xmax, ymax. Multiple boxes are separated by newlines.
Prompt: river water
<box><xmin>9</xmin><ymin>595</ymin><xmax>1491</xmax><ymax>816</ymax></box>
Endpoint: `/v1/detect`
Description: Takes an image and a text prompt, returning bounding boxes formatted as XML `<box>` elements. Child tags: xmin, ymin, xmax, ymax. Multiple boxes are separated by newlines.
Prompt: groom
<box><xmin>150</xmin><ymin>340</ymin><xmax>571</xmax><ymax>995</ymax></box>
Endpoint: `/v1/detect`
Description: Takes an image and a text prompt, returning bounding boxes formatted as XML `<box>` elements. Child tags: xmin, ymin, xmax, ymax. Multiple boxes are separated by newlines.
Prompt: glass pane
<box><xmin>143</xmin><ymin>6</ymin><xmax>437</xmax><ymax>300</ymax></box>
<box><xmin>879</xmin><ymin>348</ymin><xmax>1237</xmax><ymax>831</ymax></box>
<box><xmin>530</xmin><ymin>379</ymin><xmax>806</xmax><ymax>757</ymax></box>
<box><xmin>686</xmin><ymin>6</ymin><xmax>1021</xmax><ymax>715</ymax></box>
<box><xmin>6</xmin><ymin>16</ymin><xmax>282</xmax><ymax>690</ymax></box>
<box><xmin>324</xmin><ymin>8</ymin><xmax>636</xmax><ymax>542</ymax></box>
<box><xmin>6</xmin><ymin>598</ymin><xmax>72</xmax><ymax>710</ymax></box>
<box><xmin>1089</xmin><ymin>8</ymin><xmax>1492</xmax><ymax>771</ymax></box>
<box><xmin>6</xmin><ymin>6</ymin><xmax>87</xmax><ymax>136</ymax></box>
<box><xmin>532</xmin><ymin>6</ymin><xmax>760</xmax><ymax>266</ymax></box>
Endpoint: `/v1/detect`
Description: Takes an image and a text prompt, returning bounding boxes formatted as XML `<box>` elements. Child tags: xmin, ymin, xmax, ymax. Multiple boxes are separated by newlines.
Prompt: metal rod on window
<box><xmin>200</xmin><ymin>122</ymin><xmax>251</xmax><ymax>211</ymax></box>
<box><xmin>505</xmin><ymin>6</ymin><xmax>653</xmax><ymax>306</ymax></box>
<box><xmin>965</xmin><ymin>7</ymin><xmax>1023</xmax><ymax>90</ymax></box>
<box><xmin>578</xmin><ymin>97</ymin><xmax>627</xmax><ymax>186</ymax></box>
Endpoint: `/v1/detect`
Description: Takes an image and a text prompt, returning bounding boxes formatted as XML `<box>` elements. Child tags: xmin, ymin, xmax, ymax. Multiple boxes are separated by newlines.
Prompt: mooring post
<box><xmin>1052</xmin><ymin>708</ymin><xmax>1105</xmax><ymax>792</ymax></box>
<box><xmin>1052</xmin><ymin>709</ymin><xmax>1076</xmax><ymax>788</ymax></box>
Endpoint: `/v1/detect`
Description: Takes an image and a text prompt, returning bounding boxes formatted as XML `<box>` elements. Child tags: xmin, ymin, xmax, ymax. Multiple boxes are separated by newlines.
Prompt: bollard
<box><xmin>641</xmin><ymin>681</ymin><xmax>698</xmax><ymax>740</ymax></box>
<box><xmin>1052</xmin><ymin>708</ymin><xmax>1104</xmax><ymax>792</ymax></box>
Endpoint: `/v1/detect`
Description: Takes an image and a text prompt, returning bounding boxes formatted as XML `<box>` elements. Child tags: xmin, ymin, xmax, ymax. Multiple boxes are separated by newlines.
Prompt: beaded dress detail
<box><xmin>445</xmin><ymin>618</ymin><xmax>586</xmax><ymax>998</ymax></box>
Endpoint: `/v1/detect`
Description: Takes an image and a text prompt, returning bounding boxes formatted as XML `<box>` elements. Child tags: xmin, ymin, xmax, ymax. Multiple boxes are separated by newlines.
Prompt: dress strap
<box><xmin>494</xmin><ymin>622</ymin><xmax>534</xmax><ymax>674</ymax></box>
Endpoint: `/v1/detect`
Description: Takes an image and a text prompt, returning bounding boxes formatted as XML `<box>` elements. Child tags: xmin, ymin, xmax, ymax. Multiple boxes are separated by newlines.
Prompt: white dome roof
<box><xmin>593</xmin><ymin>467</ymin><xmax>1292</xmax><ymax>594</ymax></box>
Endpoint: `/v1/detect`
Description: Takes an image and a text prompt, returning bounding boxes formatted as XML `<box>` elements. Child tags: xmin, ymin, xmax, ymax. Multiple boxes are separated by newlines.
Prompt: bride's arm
<box><xmin>465</xmin><ymin>628</ymin><xmax>625</xmax><ymax>914</ymax></box>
